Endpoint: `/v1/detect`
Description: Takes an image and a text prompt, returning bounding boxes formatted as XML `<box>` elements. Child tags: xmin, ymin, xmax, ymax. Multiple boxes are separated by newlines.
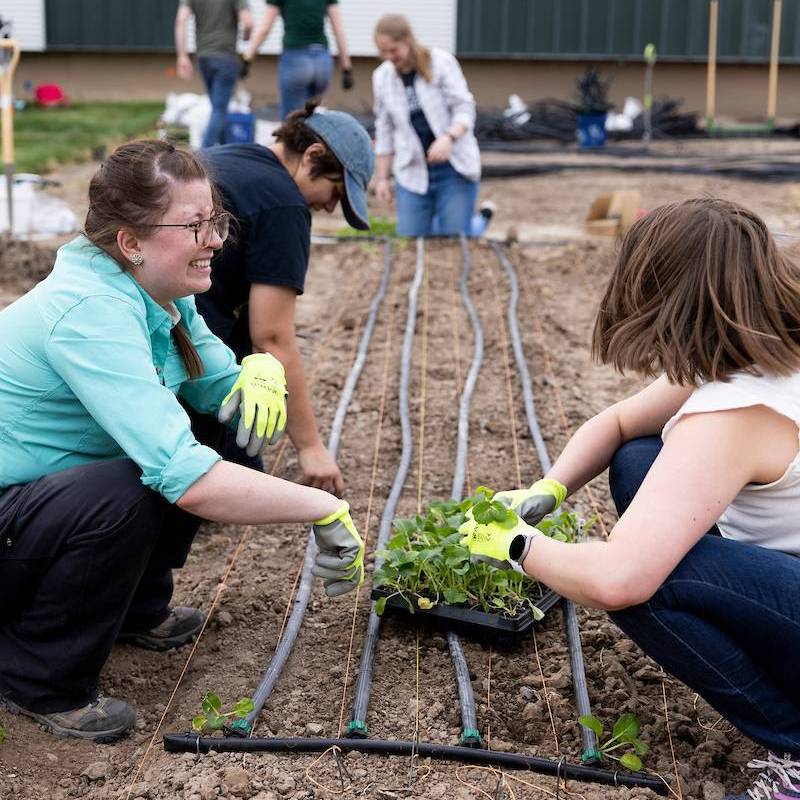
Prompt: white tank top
<box><xmin>661</xmin><ymin>370</ymin><xmax>800</xmax><ymax>555</ymax></box>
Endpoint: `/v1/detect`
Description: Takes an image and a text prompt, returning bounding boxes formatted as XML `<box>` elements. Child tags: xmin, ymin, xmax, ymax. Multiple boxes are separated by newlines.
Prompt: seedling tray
<box><xmin>371</xmin><ymin>587</ymin><xmax>562</xmax><ymax>644</ymax></box>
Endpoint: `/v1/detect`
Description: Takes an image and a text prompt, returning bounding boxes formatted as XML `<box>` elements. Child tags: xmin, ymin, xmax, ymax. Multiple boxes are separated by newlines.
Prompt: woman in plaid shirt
<box><xmin>372</xmin><ymin>14</ymin><xmax>489</xmax><ymax>238</ymax></box>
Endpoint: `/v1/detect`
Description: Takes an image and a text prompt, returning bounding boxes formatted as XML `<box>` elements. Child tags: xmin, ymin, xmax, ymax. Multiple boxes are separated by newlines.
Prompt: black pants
<box><xmin>0</xmin><ymin>458</ymin><xmax>202</xmax><ymax>713</ymax></box>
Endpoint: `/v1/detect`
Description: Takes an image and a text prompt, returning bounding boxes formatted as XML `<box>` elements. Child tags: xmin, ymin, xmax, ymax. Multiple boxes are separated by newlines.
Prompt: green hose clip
<box><xmin>227</xmin><ymin>717</ymin><xmax>252</xmax><ymax>737</ymax></box>
<box><xmin>346</xmin><ymin>719</ymin><xmax>368</xmax><ymax>738</ymax></box>
<box><xmin>460</xmin><ymin>727</ymin><xmax>482</xmax><ymax>747</ymax></box>
<box><xmin>581</xmin><ymin>748</ymin><xmax>603</xmax><ymax>765</ymax></box>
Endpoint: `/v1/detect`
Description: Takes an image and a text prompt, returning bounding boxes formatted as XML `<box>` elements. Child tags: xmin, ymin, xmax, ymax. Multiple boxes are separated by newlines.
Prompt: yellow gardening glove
<box><xmin>458</xmin><ymin>513</ymin><xmax>540</xmax><ymax>574</ymax></box>
<box><xmin>493</xmin><ymin>478</ymin><xmax>567</xmax><ymax>526</ymax></box>
<box><xmin>218</xmin><ymin>353</ymin><xmax>287</xmax><ymax>457</ymax></box>
<box><xmin>312</xmin><ymin>501</ymin><xmax>365</xmax><ymax>597</ymax></box>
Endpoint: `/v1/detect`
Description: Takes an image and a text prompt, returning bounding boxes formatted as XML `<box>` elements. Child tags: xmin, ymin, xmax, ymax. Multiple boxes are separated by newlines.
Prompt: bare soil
<box><xmin>2</xmin><ymin>142</ymin><xmax>797</xmax><ymax>800</ymax></box>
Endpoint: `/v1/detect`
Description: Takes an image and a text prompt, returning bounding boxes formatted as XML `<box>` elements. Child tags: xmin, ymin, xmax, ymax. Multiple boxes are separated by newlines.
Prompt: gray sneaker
<box><xmin>118</xmin><ymin>606</ymin><xmax>205</xmax><ymax>651</ymax></box>
<box><xmin>2</xmin><ymin>695</ymin><xmax>135</xmax><ymax>743</ymax></box>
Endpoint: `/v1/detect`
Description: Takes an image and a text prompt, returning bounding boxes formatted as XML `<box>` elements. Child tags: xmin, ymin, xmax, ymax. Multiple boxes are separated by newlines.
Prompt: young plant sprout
<box><xmin>0</xmin><ymin>725</ymin><xmax>6</xmax><ymax>744</ymax></box>
<box><xmin>373</xmin><ymin>486</ymin><xmax>594</xmax><ymax>617</ymax></box>
<box><xmin>579</xmin><ymin>713</ymin><xmax>649</xmax><ymax>771</ymax></box>
<box><xmin>191</xmin><ymin>692</ymin><xmax>254</xmax><ymax>735</ymax></box>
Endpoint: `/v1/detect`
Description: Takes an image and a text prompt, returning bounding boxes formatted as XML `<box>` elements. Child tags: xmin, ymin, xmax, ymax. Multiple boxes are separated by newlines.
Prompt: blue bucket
<box><xmin>224</xmin><ymin>112</ymin><xmax>255</xmax><ymax>144</ymax></box>
<box><xmin>577</xmin><ymin>112</ymin><xmax>607</xmax><ymax>149</ymax></box>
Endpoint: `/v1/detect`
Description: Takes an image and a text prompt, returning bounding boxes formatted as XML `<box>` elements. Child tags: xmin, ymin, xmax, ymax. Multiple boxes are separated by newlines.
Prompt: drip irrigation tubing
<box><xmin>490</xmin><ymin>241</ymin><xmax>599</xmax><ymax>764</ymax></box>
<box><xmin>347</xmin><ymin>237</ymin><xmax>425</xmax><ymax>738</ymax></box>
<box><xmin>162</xmin><ymin>734</ymin><xmax>668</xmax><ymax>794</ymax></box>
<box><xmin>242</xmin><ymin>239</ymin><xmax>393</xmax><ymax>729</ymax></box>
<box><xmin>482</xmin><ymin>160</ymin><xmax>800</xmax><ymax>181</ymax></box>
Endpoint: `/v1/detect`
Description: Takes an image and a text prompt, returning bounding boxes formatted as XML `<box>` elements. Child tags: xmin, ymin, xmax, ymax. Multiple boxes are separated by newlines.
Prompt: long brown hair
<box><xmin>374</xmin><ymin>14</ymin><xmax>432</xmax><ymax>83</ymax></box>
<box><xmin>84</xmin><ymin>139</ymin><xmax>221</xmax><ymax>379</ymax></box>
<box><xmin>592</xmin><ymin>197</ymin><xmax>800</xmax><ymax>384</ymax></box>
<box><xmin>273</xmin><ymin>100</ymin><xmax>344</xmax><ymax>179</ymax></box>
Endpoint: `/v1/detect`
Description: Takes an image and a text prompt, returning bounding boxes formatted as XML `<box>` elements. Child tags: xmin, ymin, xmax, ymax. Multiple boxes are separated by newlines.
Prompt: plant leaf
<box><xmin>233</xmin><ymin>697</ymin><xmax>255</xmax><ymax>716</ymax></box>
<box><xmin>375</xmin><ymin>596</ymin><xmax>387</xmax><ymax>616</ymax></box>
<box><xmin>417</xmin><ymin>596</ymin><xmax>434</xmax><ymax>610</ymax></box>
<box><xmin>619</xmin><ymin>753</ymin><xmax>643</xmax><ymax>772</ymax></box>
<box><xmin>191</xmin><ymin>715</ymin><xmax>207</xmax><ymax>733</ymax></box>
<box><xmin>201</xmin><ymin>692</ymin><xmax>222</xmax><ymax>714</ymax></box>
<box><xmin>612</xmin><ymin>713</ymin><xmax>640</xmax><ymax>742</ymax></box>
<box><xmin>443</xmin><ymin>588</ymin><xmax>467</xmax><ymax>604</ymax></box>
<box><xmin>632</xmin><ymin>739</ymin><xmax>649</xmax><ymax>756</ymax></box>
<box><xmin>206</xmin><ymin>711</ymin><xmax>225</xmax><ymax>731</ymax></box>
<box><xmin>578</xmin><ymin>714</ymin><xmax>603</xmax><ymax>738</ymax></box>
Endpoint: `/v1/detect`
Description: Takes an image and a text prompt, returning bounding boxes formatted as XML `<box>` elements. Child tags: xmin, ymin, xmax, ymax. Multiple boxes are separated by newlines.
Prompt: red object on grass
<box><xmin>35</xmin><ymin>84</ymin><xmax>67</xmax><ymax>108</ymax></box>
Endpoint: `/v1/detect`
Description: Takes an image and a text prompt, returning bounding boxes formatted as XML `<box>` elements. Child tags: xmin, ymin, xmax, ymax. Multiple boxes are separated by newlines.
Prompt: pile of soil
<box><xmin>0</xmin><ymin>235</ymin><xmax>57</xmax><ymax>302</ymax></box>
<box><xmin>0</xmin><ymin>238</ymin><xmax>758</xmax><ymax>800</ymax></box>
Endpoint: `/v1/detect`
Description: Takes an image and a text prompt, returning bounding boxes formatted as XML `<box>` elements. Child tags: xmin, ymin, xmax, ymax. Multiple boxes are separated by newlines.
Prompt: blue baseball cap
<box><xmin>304</xmin><ymin>109</ymin><xmax>374</xmax><ymax>231</ymax></box>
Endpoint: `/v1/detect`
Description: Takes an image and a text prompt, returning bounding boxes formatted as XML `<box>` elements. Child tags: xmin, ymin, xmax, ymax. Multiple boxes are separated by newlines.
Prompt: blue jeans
<box><xmin>198</xmin><ymin>54</ymin><xmax>239</xmax><ymax>148</ymax></box>
<box><xmin>608</xmin><ymin>436</ymin><xmax>800</xmax><ymax>756</ymax></box>
<box><xmin>279</xmin><ymin>45</ymin><xmax>333</xmax><ymax>120</ymax></box>
<box><xmin>395</xmin><ymin>162</ymin><xmax>483</xmax><ymax>237</ymax></box>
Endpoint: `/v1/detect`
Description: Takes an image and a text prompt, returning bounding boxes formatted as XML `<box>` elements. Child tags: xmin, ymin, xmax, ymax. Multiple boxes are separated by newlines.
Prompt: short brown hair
<box><xmin>592</xmin><ymin>197</ymin><xmax>800</xmax><ymax>384</ymax></box>
<box><xmin>273</xmin><ymin>101</ymin><xmax>344</xmax><ymax>180</ymax></box>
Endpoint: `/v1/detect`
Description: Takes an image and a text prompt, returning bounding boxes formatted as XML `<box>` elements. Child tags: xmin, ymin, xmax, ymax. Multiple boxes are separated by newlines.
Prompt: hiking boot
<box><xmin>724</xmin><ymin>753</ymin><xmax>800</xmax><ymax>800</ymax></box>
<box><xmin>118</xmin><ymin>606</ymin><xmax>205</xmax><ymax>651</ymax></box>
<box><xmin>2</xmin><ymin>695</ymin><xmax>135</xmax><ymax>743</ymax></box>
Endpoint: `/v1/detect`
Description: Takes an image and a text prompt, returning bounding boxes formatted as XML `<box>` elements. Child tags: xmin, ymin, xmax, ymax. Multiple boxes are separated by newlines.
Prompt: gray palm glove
<box><xmin>311</xmin><ymin>501</ymin><xmax>365</xmax><ymax>597</ymax></box>
<box><xmin>493</xmin><ymin>478</ymin><xmax>567</xmax><ymax>526</ymax></box>
<box><xmin>217</xmin><ymin>353</ymin><xmax>287</xmax><ymax>457</ymax></box>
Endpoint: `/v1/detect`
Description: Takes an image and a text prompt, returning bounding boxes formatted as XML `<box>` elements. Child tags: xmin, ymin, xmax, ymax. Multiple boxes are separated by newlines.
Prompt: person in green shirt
<box><xmin>175</xmin><ymin>0</ymin><xmax>253</xmax><ymax>147</ymax></box>
<box><xmin>243</xmin><ymin>0</ymin><xmax>354</xmax><ymax>120</ymax></box>
<box><xmin>0</xmin><ymin>139</ymin><xmax>364</xmax><ymax>743</ymax></box>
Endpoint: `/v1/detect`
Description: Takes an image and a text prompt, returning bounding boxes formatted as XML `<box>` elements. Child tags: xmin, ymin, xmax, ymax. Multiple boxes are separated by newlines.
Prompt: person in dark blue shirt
<box><xmin>198</xmin><ymin>102</ymin><xmax>374</xmax><ymax>495</ymax></box>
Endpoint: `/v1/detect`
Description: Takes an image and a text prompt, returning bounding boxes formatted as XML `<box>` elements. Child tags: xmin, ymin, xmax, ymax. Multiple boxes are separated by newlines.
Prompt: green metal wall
<box><xmin>45</xmin><ymin>0</ymin><xmax>179</xmax><ymax>51</ymax></box>
<box><xmin>457</xmin><ymin>0</ymin><xmax>800</xmax><ymax>63</ymax></box>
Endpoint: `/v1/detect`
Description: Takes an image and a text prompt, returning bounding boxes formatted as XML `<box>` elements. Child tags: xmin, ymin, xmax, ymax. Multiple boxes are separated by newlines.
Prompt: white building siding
<box><xmin>2</xmin><ymin>0</ymin><xmax>46</xmax><ymax>52</ymax></box>
<box><xmin>248</xmin><ymin>0</ymin><xmax>456</xmax><ymax>57</ymax></box>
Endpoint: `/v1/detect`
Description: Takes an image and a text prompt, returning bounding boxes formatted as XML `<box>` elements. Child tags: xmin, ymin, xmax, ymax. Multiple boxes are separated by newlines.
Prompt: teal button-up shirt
<box><xmin>0</xmin><ymin>236</ymin><xmax>241</xmax><ymax>503</ymax></box>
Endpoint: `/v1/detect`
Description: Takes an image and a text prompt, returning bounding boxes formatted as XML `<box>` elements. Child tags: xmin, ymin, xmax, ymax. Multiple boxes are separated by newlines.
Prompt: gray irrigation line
<box><xmin>490</xmin><ymin>240</ymin><xmax>600</xmax><ymax>764</ymax></box>
<box><xmin>348</xmin><ymin>237</ymin><xmax>425</xmax><ymax>736</ymax></box>
<box><xmin>441</xmin><ymin>235</ymin><xmax>486</xmax><ymax>746</ymax></box>
<box><xmin>246</xmin><ymin>239</ymin><xmax>393</xmax><ymax>729</ymax></box>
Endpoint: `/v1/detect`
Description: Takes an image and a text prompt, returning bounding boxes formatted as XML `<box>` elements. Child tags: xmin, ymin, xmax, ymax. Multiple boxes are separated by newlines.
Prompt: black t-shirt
<box><xmin>401</xmin><ymin>71</ymin><xmax>435</xmax><ymax>153</ymax></box>
<box><xmin>198</xmin><ymin>144</ymin><xmax>310</xmax><ymax>345</ymax></box>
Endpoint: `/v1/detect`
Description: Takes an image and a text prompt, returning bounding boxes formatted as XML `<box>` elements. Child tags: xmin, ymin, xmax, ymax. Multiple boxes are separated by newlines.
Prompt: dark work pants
<box><xmin>608</xmin><ymin>436</ymin><xmax>800</xmax><ymax>756</ymax></box>
<box><xmin>0</xmin><ymin>458</ymin><xmax>202</xmax><ymax>713</ymax></box>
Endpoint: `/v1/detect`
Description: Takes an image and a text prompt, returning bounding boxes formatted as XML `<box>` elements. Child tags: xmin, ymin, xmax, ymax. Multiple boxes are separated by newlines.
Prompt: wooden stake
<box><xmin>0</xmin><ymin>39</ymin><xmax>20</xmax><ymax>232</ymax></box>
<box><xmin>767</xmin><ymin>0</ymin><xmax>782</xmax><ymax>126</ymax></box>
<box><xmin>705</xmin><ymin>0</ymin><xmax>718</xmax><ymax>130</ymax></box>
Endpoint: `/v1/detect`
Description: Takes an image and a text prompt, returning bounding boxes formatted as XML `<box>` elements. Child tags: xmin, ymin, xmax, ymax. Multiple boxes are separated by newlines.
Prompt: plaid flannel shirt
<box><xmin>372</xmin><ymin>48</ymin><xmax>481</xmax><ymax>195</ymax></box>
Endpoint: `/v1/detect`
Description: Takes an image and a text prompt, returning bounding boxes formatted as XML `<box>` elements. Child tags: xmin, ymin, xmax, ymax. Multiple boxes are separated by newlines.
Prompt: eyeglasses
<box><xmin>139</xmin><ymin>212</ymin><xmax>230</xmax><ymax>246</ymax></box>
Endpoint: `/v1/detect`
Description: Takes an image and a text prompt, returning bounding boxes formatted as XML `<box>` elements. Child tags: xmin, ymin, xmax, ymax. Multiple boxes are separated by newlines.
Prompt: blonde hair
<box><xmin>592</xmin><ymin>198</ymin><xmax>800</xmax><ymax>384</ymax></box>
<box><xmin>374</xmin><ymin>14</ymin><xmax>432</xmax><ymax>83</ymax></box>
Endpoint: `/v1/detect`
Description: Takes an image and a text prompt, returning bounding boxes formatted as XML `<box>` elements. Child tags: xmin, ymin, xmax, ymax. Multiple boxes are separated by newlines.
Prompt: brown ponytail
<box><xmin>374</xmin><ymin>14</ymin><xmax>432</xmax><ymax>82</ymax></box>
<box><xmin>84</xmin><ymin>139</ymin><xmax>222</xmax><ymax>379</ymax></box>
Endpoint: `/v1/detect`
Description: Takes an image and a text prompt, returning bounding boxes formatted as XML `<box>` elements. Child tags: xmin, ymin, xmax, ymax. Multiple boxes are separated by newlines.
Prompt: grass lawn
<box><xmin>13</xmin><ymin>101</ymin><xmax>164</xmax><ymax>174</ymax></box>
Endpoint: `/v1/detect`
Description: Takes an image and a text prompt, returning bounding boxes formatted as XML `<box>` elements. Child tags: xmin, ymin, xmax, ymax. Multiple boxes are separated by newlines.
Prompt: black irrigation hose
<box><xmin>243</xmin><ymin>240</ymin><xmax>393</xmax><ymax>729</ymax></box>
<box><xmin>162</xmin><ymin>734</ymin><xmax>668</xmax><ymax>794</ymax></box>
<box><xmin>347</xmin><ymin>237</ymin><xmax>424</xmax><ymax>738</ymax></box>
<box><xmin>443</xmin><ymin>234</ymin><xmax>486</xmax><ymax>747</ymax></box>
<box><xmin>490</xmin><ymin>241</ymin><xmax>600</xmax><ymax>765</ymax></box>
<box><xmin>482</xmin><ymin>160</ymin><xmax>800</xmax><ymax>182</ymax></box>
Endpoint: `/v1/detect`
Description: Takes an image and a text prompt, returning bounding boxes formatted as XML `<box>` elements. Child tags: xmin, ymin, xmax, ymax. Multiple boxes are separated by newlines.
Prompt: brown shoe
<box><xmin>117</xmin><ymin>606</ymin><xmax>205</xmax><ymax>651</ymax></box>
<box><xmin>2</xmin><ymin>695</ymin><xmax>135</xmax><ymax>743</ymax></box>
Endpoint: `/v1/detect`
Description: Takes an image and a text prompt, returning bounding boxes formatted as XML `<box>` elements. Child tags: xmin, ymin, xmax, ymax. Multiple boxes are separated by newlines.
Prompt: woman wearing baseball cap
<box><xmin>195</xmin><ymin>101</ymin><xmax>374</xmax><ymax>496</ymax></box>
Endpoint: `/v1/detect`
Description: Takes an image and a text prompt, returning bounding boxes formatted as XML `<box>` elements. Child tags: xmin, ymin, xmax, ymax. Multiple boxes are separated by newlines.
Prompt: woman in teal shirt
<box><xmin>0</xmin><ymin>139</ymin><xmax>363</xmax><ymax>743</ymax></box>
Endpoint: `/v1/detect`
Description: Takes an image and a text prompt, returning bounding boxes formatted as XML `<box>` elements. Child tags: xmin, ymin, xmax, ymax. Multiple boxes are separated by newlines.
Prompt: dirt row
<box><xmin>0</xmin><ymin>234</ymin><xmax>760</xmax><ymax>800</ymax></box>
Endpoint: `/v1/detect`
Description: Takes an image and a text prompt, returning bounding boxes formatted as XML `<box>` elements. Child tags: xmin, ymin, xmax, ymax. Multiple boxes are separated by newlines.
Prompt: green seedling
<box><xmin>0</xmin><ymin>725</ymin><xmax>6</xmax><ymax>744</ymax></box>
<box><xmin>374</xmin><ymin>486</ymin><xmax>591</xmax><ymax>618</ymax></box>
<box><xmin>579</xmin><ymin>713</ymin><xmax>648</xmax><ymax>772</ymax></box>
<box><xmin>191</xmin><ymin>692</ymin><xmax>254</xmax><ymax>735</ymax></box>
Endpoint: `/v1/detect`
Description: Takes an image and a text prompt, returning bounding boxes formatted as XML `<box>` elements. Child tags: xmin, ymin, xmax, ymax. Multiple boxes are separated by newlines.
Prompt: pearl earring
<box><xmin>130</xmin><ymin>253</ymin><xmax>144</xmax><ymax>266</ymax></box>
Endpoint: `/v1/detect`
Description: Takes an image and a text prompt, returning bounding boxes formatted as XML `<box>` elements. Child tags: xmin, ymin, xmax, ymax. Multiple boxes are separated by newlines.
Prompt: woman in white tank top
<box><xmin>461</xmin><ymin>198</ymin><xmax>800</xmax><ymax>800</ymax></box>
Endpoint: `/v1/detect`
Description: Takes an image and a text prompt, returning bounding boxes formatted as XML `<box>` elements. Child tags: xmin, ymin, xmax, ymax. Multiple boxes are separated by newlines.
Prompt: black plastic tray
<box><xmin>370</xmin><ymin>587</ymin><xmax>562</xmax><ymax>644</ymax></box>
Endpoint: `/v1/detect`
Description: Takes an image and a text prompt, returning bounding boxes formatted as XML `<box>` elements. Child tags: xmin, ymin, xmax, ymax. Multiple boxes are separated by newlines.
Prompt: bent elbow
<box><xmin>591</xmin><ymin>572</ymin><xmax>659</xmax><ymax>611</ymax></box>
